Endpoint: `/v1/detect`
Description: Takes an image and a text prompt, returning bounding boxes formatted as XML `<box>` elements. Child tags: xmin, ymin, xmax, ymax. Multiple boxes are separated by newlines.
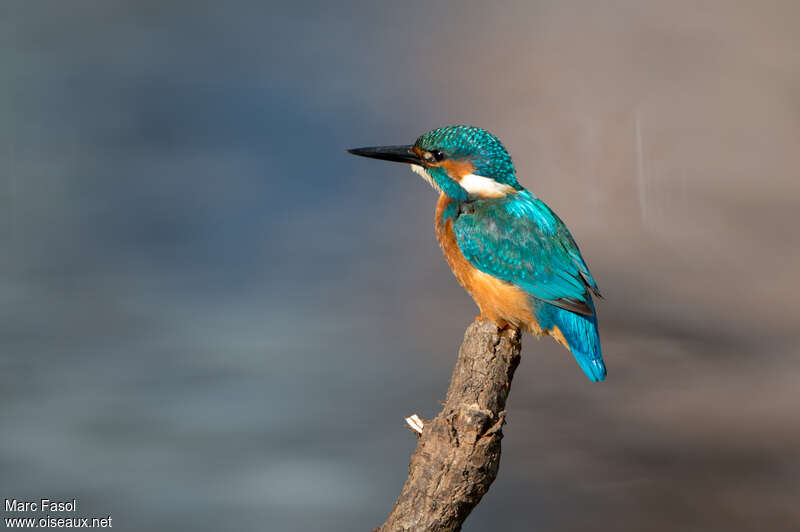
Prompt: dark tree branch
<box><xmin>374</xmin><ymin>319</ymin><xmax>523</xmax><ymax>531</ymax></box>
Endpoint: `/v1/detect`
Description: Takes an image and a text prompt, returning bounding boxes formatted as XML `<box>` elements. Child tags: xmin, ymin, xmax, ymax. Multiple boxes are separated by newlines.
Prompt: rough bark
<box><xmin>374</xmin><ymin>318</ymin><xmax>522</xmax><ymax>531</ymax></box>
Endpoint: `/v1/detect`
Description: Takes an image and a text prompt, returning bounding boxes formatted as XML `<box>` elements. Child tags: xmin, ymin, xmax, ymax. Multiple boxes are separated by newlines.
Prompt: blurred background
<box><xmin>2</xmin><ymin>1</ymin><xmax>799</xmax><ymax>530</ymax></box>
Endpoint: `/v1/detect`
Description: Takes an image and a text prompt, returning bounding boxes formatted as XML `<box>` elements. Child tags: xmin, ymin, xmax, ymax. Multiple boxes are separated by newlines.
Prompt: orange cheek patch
<box><xmin>413</xmin><ymin>146</ymin><xmax>475</xmax><ymax>181</ymax></box>
<box><xmin>439</xmin><ymin>159</ymin><xmax>475</xmax><ymax>180</ymax></box>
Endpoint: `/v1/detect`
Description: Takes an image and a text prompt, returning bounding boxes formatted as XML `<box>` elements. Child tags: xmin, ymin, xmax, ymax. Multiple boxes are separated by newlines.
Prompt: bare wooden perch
<box><xmin>374</xmin><ymin>318</ymin><xmax>523</xmax><ymax>531</ymax></box>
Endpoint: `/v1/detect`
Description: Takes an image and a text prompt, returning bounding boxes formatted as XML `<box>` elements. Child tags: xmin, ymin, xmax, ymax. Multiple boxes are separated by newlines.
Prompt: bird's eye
<box><xmin>423</xmin><ymin>150</ymin><xmax>444</xmax><ymax>163</ymax></box>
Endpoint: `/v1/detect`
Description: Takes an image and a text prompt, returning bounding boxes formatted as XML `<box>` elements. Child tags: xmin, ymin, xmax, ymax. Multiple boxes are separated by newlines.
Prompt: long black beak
<box><xmin>346</xmin><ymin>145</ymin><xmax>421</xmax><ymax>165</ymax></box>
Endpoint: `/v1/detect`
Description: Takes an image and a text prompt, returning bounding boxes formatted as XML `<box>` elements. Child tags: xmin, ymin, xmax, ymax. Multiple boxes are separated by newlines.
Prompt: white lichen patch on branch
<box><xmin>405</xmin><ymin>414</ymin><xmax>424</xmax><ymax>435</ymax></box>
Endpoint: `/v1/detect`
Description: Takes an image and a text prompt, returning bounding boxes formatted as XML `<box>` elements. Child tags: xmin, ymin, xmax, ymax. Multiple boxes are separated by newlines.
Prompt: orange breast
<box><xmin>435</xmin><ymin>194</ymin><xmax>543</xmax><ymax>334</ymax></box>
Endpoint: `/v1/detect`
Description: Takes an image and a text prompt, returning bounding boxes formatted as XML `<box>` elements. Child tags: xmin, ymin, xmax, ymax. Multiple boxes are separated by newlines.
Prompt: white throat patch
<box><xmin>459</xmin><ymin>173</ymin><xmax>516</xmax><ymax>198</ymax></box>
<box><xmin>409</xmin><ymin>165</ymin><xmax>515</xmax><ymax>198</ymax></box>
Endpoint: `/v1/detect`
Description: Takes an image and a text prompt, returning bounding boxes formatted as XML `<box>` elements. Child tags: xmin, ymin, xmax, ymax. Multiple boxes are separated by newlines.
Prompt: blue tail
<box><xmin>535</xmin><ymin>298</ymin><xmax>606</xmax><ymax>382</ymax></box>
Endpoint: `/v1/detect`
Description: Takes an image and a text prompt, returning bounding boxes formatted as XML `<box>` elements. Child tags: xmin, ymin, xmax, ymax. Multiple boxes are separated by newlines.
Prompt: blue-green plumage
<box><xmin>448</xmin><ymin>190</ymin><xmax>605</xmax><ymax>382</ymax></box>
<box><xmin>416</xmin><ymin>126</ymin><xmax>520</xmax><ymax>188</ymax></box>
<box><xmin>535</xmin><ymin>297</ymin><xmax>605</xmax><ymax>382</ymax></box>
<box><xmin>348</xmin><ymin>125</ymin><xmax>607</xmax><ymax>382</ymax></box>
<box><xmin>452</xmin><ymin>190</ymin><xmax>599</xmax><ymax>314</ymax></box>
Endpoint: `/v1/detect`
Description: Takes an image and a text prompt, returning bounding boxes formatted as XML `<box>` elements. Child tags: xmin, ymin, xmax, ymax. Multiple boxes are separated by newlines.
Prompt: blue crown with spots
<box><xmin>414</xmin><ymin>125</ymin><xmax>520</xmax><ymax>189</ymax></box>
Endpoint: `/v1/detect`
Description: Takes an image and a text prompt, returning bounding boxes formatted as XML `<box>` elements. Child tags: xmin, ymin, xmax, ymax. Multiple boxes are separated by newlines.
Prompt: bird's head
<box><xmin>348</xmin><ymin>125</ymin><xmax>520</xmax><ymax>202</ymax></box>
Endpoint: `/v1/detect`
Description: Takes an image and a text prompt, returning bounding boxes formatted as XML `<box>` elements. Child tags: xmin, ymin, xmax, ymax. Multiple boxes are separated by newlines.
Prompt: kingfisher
<box><xmin>348</xmin><ymin>125</ymin><xmax>606</xmax><ymax>382</ymax></box>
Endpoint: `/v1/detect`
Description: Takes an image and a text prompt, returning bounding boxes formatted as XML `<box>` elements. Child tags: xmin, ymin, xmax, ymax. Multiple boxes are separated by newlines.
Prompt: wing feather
<box><xmin>453</xmin><ymin>191</ymin><xmax>598</xmax><ymax>315</ymax></box>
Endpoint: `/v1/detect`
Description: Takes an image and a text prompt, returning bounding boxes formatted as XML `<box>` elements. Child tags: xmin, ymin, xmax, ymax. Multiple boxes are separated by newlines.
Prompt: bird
<box><xmin>347</xmin><ymin>125</ymin><xmax>606</xmax><ymax>382</ymax></box>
